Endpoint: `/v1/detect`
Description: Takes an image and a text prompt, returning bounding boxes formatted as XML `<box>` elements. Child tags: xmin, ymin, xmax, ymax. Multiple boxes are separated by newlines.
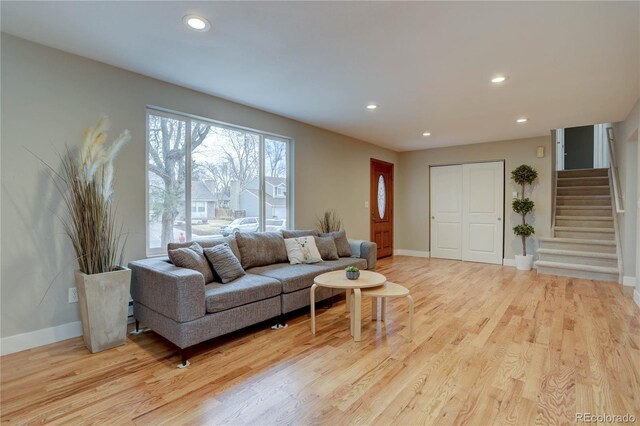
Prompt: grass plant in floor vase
<box><xmin>511</xmin><ymin>164</ymin><xmax>538</xmax><ymax>271</ymax></box>
<box><xmin>43</xmin><ymin>116</ymin><xmax>132</xmax><ymax>353</ymax></box>
<box><xmin>316</xmin><ymin>210</ymin><xmax>342</xmax><ymax>233</ymax></box>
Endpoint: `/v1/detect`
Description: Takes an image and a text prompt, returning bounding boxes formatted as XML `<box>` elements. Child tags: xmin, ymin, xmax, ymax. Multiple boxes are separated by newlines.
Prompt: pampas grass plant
<box><xmin>42</xmin><ymin>116</ymin><xmax>130</xmax><ymax>275</ymax></box>
<box><xmin>316</xmin><ymin>210</ymin><xmax>342</xmax><ymax>233</ymax></box>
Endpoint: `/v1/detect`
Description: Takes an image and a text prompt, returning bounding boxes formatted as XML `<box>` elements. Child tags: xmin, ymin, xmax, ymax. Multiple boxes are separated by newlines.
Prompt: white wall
<box><xmin>612</xmin><ymin>98</ymin><xmax>639</xmax><ymax>283</ymax></box>
<box><xmin>1</xmin><ymin>34</ymin><xmax>398</xmax><ymax>341</ymax></box>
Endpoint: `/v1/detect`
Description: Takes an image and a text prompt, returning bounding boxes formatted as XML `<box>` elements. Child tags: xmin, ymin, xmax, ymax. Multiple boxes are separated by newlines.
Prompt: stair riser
<box><xmin>556</xmin><ymin>198</ymin><xmax>611</xmax><ymax>206</ymax></box>
<box><xmin>555</xmin><ymin>230</ymin><xmax>615</xmax><ymax>240</ymax></box>
<box><xmin>538</xmin><ymin>253</ymin><xmax>618</xmax><ymax>268</ymax></box>
<box><xmin>538</xmin><ymin>241</ymin><xmax>617</xmax><ymax>253</ymax></box>
<box><xmin>557</xmin><ymin>188</ymin><xmax>610</xmax><ymax>196</ymax></box>
<box><xmin>555</xmin><ymin>208</ymin><xmax>612</xmax><ymax>217</ymax></box>
<box><xmin>537</xmin><ymin>266</ymin><xmax>618</xmax><ymax>283</ymax></box>
<box><xmin>555</xmin><ymin>219</ymin><xmax>613</xmax><ymax>228</ymax></box>
<box><xmin>557</xmin><ymin>169</ymin><xmax>609</xmax><ymax>178</ymax></box>
<box><xmin>557</xmin><ymin>177</ymin><xmax>609</xmax><ymax>187</ymax></box>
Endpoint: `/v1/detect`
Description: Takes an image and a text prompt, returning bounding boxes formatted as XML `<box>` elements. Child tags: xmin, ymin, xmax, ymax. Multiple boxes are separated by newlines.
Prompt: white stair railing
<box><xmin>606</xmin><ymin>127</ymin><xmax>625</xmax><ymax>213</ymax></box>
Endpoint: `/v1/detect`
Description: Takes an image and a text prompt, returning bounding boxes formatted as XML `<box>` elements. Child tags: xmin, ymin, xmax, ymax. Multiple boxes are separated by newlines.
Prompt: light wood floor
<box><xmin>2</xmin><ymin>257</ymin><xmax>639</xmax><ymax>425</ymax></box>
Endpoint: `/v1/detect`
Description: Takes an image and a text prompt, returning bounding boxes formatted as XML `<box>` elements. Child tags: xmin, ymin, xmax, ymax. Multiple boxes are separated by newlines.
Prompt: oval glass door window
<box><xmin>377</xmin><ymin>175</ymin><xmax>386</xmax><ymax>219</ymax></box>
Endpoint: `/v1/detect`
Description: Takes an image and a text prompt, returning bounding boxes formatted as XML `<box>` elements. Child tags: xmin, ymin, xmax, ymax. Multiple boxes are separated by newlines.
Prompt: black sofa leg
<box><xmin>178</xmin><ymin>348</ymin><xmax>190</xmax><ymax>369</ymax></box>
<box><xmin>271</xmin><ymin>313</ymin><xmax>288</xmax><ymax>329</ymax></box>
<box><xmin>135</xmin><ymin>320</ymin><xmax>139</xmax><ymax>332</ymax></box>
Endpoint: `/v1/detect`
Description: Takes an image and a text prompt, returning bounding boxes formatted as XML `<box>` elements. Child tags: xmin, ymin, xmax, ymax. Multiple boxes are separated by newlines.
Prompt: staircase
<box><xmin>535</xmin><ymin>168</ymin><xmax>621</xmax><ymax>282</ymax></box>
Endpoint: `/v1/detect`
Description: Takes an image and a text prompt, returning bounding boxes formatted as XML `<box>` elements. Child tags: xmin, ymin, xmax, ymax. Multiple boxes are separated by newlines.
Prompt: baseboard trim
<box><xmin>1</xmin><ymin>321</ymin><xmax>83</xmax><ymax>356</ymax></box>
<box><xmin>622</xmin><ymin>276</ymin><xmax>637</xmax><ymax>286</ymax></box>
<box><xmin>502</xmin><ymin>258</ymin><xmax>538</xmax><ymax>269</ymax></box>
<box><xmin>634</xmin><ymin>289</ymin><xmax>640</xmax><ymax>309</ymax></box>
<box><xmin>393</xmin><ymin>249</ymin><xmax>430</xmax><ymax>258</ymax></box>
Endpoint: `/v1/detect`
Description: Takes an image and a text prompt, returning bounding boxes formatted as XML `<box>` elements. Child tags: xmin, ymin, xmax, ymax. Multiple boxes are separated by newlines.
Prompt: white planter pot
<box><xmin>75</xmin><ymin>267</ymin><xmax>131</xmax><ymax>353</ymax></box>
<box><xmin>514</xmin><ymin>255</ymin><xmax>534</xmax><ymax>271</ymax></box>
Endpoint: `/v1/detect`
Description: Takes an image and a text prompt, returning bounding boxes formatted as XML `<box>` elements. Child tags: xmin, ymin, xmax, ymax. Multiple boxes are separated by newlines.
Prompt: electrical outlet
<box><xmin>364</xmin><ymin>201</ymin><xmax>369</xmax><ymax>208</ymax></box>
<box><xmin>513</xmin><ymin>191</ymin><xmax>519</xmax><ymax>199</ymax></box>
<box><xmin>68</xmin><ymin>287</ymin><xmax>78</xmax><ymax>303</ymax></box>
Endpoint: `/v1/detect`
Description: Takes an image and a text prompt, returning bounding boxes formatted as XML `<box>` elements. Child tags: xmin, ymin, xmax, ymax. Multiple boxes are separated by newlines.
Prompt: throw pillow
<box><xmin>168</xmin><ymin>236</ymin><xmax>241</xmax><ymax>264</ymax></box>
<box><xmin>281</xmin><ymin>229</ymin><xmax>320</xmax><ymax>239</ymax></box>
<box><xmin>314</xmin><ymin>236</ymin><xmax>339</xmax><ymax>260</ymax></box>
<box><xmin>320</xmin><ymin>230</ymin><xmax>351</xmax><ymax>257</ymax></box>
<box><xmin>204</xmin><ymin>243</ymin><xmax>246</xmax><ymax>284</ymax></box>
<box><xmin>284</xmin><ymin>237</ymin><xmax>323</xmax><ymax>264</ymax></box>
<box><xmin>168</xmin><ymin>243</ymin><xmax>214</xmax><ymax>283</ymax></box>
<box><xmin>235</xmin><ymin>232</ymin><xmax>289</xmax><ymax>269</ymax></box>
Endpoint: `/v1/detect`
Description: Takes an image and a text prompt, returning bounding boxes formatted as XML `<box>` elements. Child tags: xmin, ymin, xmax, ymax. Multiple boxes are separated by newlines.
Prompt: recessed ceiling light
<box><xmin>422</xmin><ymin>132</ymin><xmax>431</xmax><ymax>137</ymax></box>
<box><xmin>491</xmin><ymin>76</ymin><xmax>507</xmax><ymax>84</ymax></box>
<box><xmin>516</xmin><ymin>118</ymin><xmax>528</xmax><ymax>123</ymax></box>
<box><xmin>366</xmin><ymin>104</ymin><xmax>378</xmax><ymax>110</ymax></box>
<box><xmin>184</xmin><ymin>15</ymin><xmax>211</xmax><ymax>32</ymax></box>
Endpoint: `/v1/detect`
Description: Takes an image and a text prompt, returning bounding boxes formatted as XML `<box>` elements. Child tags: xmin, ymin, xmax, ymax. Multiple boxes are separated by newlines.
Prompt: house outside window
<box><xmin>146</xmin><ymin>108</ymin><xmax>293</xmax><ymax>255</ymax></box>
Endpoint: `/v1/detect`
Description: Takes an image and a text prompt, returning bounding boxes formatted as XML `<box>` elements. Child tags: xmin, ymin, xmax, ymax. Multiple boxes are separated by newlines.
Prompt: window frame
<box><xmin>145</xmin><ymin>106</ymin><xmax>295</xmax><ymax>257</ymax></box>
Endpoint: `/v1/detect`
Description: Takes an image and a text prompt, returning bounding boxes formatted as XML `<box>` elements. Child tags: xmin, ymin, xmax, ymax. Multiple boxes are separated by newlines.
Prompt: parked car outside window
<box><xmin>220</xmin><ymin>217</ymin><xmax>259</xmax><ymax>236</ymax></box>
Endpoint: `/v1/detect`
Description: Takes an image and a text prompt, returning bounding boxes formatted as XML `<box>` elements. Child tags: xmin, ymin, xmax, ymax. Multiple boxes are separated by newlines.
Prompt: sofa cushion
<box><xmin>204</xmin><ymin>243</ymin><xmax>246</xmax><ymax>284</ymax></box>
<box><xmin>320</xmin><ymin>231</ymin><xmax>352</xmax><ymax>257</ymax></box>
<box><xmin>168</xmin><ymin>243</ymin><xmax>214</xmax><ymax>284</ymax></box>
<box><xmin>247</xmin><ymin>263</ymin><xmax>326</xmax><ymax>293</ymax></box>
<box><xmin>235</xmin><ymin>232</ymin><xmax>288</xmax><ymax>269</ymax></box>
<box><xmin>314</xmin><ymin>236</ymin><xmax>339</xmax><ymax>260</ymax></box>
<box><xmin>282</xmin><ymin>229</ymin><xmax>319</xmax><ymax>239</ymax></box>
<box><xmin>316</xmin><ymin>257</ymin><xmax>368</xmax><ymax>272</ymax></box>
<box><xmin>204</xmin><ymin>273</ymin><xmax>281</xmax><ymax>313</ymax></box>
<box><xmin>168</xmin><ymin>236</ymin><xmax>241</xmax><ymax>264</ymax></box>
<box><xmin>284</xmin><ymin>237</ymin><xmax>323</xmax><ymax>264</ymax></box>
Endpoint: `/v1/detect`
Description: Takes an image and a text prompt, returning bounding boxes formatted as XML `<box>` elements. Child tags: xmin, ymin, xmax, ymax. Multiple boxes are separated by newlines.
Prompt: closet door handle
<box><xmin>497</xmin><ymin>218</ymin><xmax>502</xmax><ymax>221</ymax></box>
<box><xmin>432</xmin><ymin>216</ymin><xmax>435</xmax><ymax>220</ymax></box>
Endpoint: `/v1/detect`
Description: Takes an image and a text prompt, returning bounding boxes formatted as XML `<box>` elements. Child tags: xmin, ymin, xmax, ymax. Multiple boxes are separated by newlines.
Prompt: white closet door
<box><xmin>462</xmin><ymin>161</ymin><xmax>504</xmax><ymax>264</ymax></box>
<box><xmin>430</xmin><ymin>165</ymin><xmax>463</xmax><ymax>260</ymax></box>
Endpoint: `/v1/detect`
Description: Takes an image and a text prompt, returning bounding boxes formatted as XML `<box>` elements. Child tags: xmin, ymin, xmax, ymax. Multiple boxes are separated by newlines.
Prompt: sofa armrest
<box><xmin>348</xmin><ymin>239</ymin><xmax>377</xmax><ymax>271</ymax></box>
<box><xmin>129</xmin><ymin>258</ymin><xmax>206</xmax><ymax>323</ymax></box>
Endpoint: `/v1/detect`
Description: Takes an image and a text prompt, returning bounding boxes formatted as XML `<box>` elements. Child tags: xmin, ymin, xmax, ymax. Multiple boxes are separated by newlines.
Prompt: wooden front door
<box><xmin>370</xmin><ymin>159</ymin><xmax>394</xmax><ymax>258</ymax></box>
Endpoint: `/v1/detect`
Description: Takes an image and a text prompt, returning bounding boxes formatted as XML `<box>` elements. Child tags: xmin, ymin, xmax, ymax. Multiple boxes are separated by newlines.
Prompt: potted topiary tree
<box><xmin>511</xmin><ymin>164</ymin><xmax>538</xmax><ymax>271</ymax></box>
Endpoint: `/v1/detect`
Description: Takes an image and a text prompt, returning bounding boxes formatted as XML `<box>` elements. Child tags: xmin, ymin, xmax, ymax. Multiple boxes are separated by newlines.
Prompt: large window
<box><xmin>146</xmin><ymin>109</ymin><xmax>292</xmax><ymax>255</ymax></box>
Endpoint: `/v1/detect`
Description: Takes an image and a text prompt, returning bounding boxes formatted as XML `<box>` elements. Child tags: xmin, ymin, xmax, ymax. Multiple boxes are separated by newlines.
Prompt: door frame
<box><xmin>370</xmin><ymin>158</ymin><xmax>394</xmax><ymax>257</ymax></box>
<box><xmin>429</xmin><ymin>159</ymin><xmax>505</xmax><ymax>264</ymax></box>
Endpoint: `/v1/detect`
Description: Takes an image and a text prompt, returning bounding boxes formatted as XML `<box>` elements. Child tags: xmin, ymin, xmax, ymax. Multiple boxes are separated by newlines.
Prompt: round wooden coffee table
<box><xmin>311</xmin><ymin>270</ymin><xmax>386</xmax><ymax>341</ymax></box>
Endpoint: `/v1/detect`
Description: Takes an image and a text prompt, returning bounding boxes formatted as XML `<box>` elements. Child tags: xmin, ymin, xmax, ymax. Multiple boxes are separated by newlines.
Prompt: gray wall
<box><xmin>1</xmin><ymin>35</ymin><xmax>398</xmax><ymax>338</ymax></box>
<box><xmin>612</xmin><ymin>98</ymin><xmax>639</xmax><ymax>281</ymax></box>
<box><xmin>396</xmin><ymin>136</ymin><xmax>553</xmax><ymax>259</ymax></box>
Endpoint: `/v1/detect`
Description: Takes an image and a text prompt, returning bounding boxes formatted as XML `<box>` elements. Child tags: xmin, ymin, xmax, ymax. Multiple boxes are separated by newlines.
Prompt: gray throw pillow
<box><xmin>235</xmin><ymin>232</ymin><xmax>289</xmax><ymax>269</ymax></box>
<box><xmin>314</xmin><ymin>236</ymin><xmax>339</xmax><ymax>260</ymax></box>
<box><xmin>281</xmin><ymin>229</ymin><xmax>320</xmax><ymax>239</ymax></box>
<box><xmin>168</xmin><ymin>236</ymin><xmax>241</xmax><ymax>264</ymax></box>
<box><xmin>168</xmin><ymin>243</ymin><xmax>214</xmax><ymax>283</ymax></box>
<box><xmin>204</xmin><ymin>243</ymin><xmax>246</xmax><ymax>284</ymax></box>
<box><xmin>320</xmin><ymin>230</ymin><xmax>352</xmax><ymax>257</ymax></box>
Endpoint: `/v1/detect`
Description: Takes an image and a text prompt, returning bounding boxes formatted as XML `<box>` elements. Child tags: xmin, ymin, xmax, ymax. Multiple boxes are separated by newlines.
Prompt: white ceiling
<box><xmin>2</xmin><ymin>1</ymin><xmax>639</xmax><ymax>151</ymax></box>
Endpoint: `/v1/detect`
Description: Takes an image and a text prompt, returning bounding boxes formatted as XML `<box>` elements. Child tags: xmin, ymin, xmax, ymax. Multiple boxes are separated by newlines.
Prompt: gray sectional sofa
<box><xmin>129</xmin><ymin>231</ymin><xmax>376</xmax><ymax>365</ymax></box>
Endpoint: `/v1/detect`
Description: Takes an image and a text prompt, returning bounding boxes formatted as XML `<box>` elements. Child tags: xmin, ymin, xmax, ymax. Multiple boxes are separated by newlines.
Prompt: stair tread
<box><xmin>557</xmin><ymin>195</ymin><xmax>611</xmax><ymax>198</ymax></box>
<box><xmin>537</xmin><ymin>248</ymin><xmax>618</xmax><ymax>259</ymax></box>
<box><xmin>538</xmin><ymin>237</ymin><xmax>616</xmax><ymax>245</ymax></box>
<box><xmin>557</xmin><ymin>186</ymin><xmax>610</xmax><ymax>190</ymax></box>
<box><xmin>555</xmin><ymin>226</ymin><xmax>614</xmax><ymax>233</ymax></box>
<box><xmin>535</xmin><ymin>260</ymin><xmax>618</xmax><ymax>274</ymax></box>
<box><xmin>556</xmin><ymin>204</ymin><xmax>611</xmax><ymax>210</ymax></box>
<box><xmin>555</xmin><ymin>216</ymin><xmax>612</xmax><ymax>220</ymax></box>
<box><xmin>558</xmin><ymin>176</ymin><xmax>608</xmax><ymax>180</ymax></box>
